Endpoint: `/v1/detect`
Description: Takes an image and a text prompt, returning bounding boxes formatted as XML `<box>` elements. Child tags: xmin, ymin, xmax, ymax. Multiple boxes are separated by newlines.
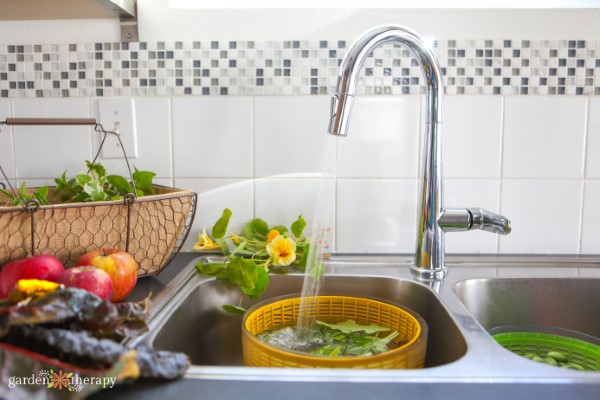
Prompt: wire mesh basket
<box><xmin>0</xmin><ymin>118</ymin><xmax>197</xmax><ymax>276</ymax></box>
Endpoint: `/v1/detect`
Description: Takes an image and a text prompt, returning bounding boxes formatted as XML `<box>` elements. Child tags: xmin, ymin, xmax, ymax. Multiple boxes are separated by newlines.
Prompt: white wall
<box><xmin>0</xmin><ymin>5</ymin><xmax>599</xmax><ymax>44</ymax></box>
<box><xmin>139</xmin><ymin>5</ymin><xmax>600</xmax><ymax>41</ymax></box>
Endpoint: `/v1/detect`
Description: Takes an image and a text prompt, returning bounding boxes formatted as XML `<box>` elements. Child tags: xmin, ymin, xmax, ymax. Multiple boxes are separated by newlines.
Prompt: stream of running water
<box><xmin>294</xmin><ymin>134</ymin><xmax>343</xmax><ymax>340</ymax></box>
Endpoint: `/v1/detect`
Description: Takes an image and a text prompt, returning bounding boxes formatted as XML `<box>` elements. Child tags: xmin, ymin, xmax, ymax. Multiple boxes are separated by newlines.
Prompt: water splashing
<box><xmin>295</xmin><ymin>134</ymin><xmax>343</xmax><ymax>338</ymax></box>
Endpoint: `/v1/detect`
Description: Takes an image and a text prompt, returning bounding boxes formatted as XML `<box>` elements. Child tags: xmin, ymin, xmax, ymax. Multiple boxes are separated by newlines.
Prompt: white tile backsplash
<box><xmin>337</xmin><ymin>179</ymin><xmax>418</xmax><ymax>253</ymax></box>
<box><xmin>2</xmin><ymin>95</ymin><xmax>600</xmax><ymax>256</ymax></box>
<box><xmin>172</xmin><ymin>97</ymin><xmax>253</xmax><ymax>178</ymax></box>
<box><xmin>586</xmin><ymin>98</ymin><xmax>600</xmax><ymax>178</ymax></box>
<box><xmin>502</xmin><ymin>96</ymin><xmax>587</xmax><ymax>179</ymax></box>
<box><xmin>254</xmin><ymin>177</ymin><xmax>337</xmax><ymax>256</ymax></box>
<box><xmin>338</xmin><ymin>96</ymin><xmax>420</xmax><ymax>178</ymax></box>
<box><xmin>255</xmin><ymin>178</ymin><xmax>325</xmax><ymax>232</ymax></box>
<box><xmin>12</xmin><ymin>98</ymin><xmax>93</xmax><ymax>179</ymax></box>
<box><xmin>499</xmin><ymin>179</ymin><xmax>583</xmax><ymax>253</ymax></box>
<box><xmin>443</xmin><ymin>96</ymin><xmax>503</xmax><ymax>178</ymax></box>
<box><xmin>581</xmin><ymin>180</ymin><xmax>600</xmax><ymax>254</ymax></box>
<box><xmin>254</xmin><ymin>96</ymin><xmax>330</xmax><ymax>178</ymax></box>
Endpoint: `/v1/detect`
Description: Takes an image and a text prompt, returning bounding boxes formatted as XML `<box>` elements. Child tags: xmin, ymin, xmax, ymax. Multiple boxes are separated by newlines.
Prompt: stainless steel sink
<box><xmin>136</xmin><ymin>254</ymin><xmax>600</xmax><ymax>387</ymax></box>
<box><xmin>453</xmin><ymin>278</ymin><xmax>600</xmax><ymax>338</ymax></box>
<box><xmin>146</xmin><ymin>273</ymin><xmax>466</xmax><ymax>368</ymax></box>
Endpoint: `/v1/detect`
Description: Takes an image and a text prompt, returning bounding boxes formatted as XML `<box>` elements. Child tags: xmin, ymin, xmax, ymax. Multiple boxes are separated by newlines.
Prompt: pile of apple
<box><xmin>0</xmin><ymin>249</ymin><xmax>138</xmax><ymax>302</ymax></box>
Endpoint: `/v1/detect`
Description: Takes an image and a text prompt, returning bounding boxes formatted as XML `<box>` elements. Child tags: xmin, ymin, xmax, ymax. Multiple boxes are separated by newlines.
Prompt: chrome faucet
<box><xmin>328</xmin><ymin>25</ymin><xmax>511</xmax><ymax>279</ymax></box>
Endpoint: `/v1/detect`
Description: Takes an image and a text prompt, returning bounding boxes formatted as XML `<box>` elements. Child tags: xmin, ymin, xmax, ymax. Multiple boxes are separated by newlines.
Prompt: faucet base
<box><xmin>410</xmin><ymin>264</ymin><xmax>448</xmax><ymax>280</ymax></box>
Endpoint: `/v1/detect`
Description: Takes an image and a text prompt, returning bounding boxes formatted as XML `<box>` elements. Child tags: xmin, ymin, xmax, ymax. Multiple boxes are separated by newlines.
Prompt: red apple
<box><xmin>0</xmin><ymin>254</ymin><xmax>64</xmax><ymax>298</ymax></box>
<box><xmin>58</xmin><ymin>266</ymin><xmax>114</xmax><ymax>301</ymax></box>
<box><xmin>75</xmin><ymin>249</ymin><xmax>138</xmax><ymax>302</ymax></box>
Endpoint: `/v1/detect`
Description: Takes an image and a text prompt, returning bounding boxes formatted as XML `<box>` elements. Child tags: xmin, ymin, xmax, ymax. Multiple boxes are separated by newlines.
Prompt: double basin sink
<box><xmin>137</xmin><ymin>254</ymin><xmax>600</xmax><ymax>384</ymax></box>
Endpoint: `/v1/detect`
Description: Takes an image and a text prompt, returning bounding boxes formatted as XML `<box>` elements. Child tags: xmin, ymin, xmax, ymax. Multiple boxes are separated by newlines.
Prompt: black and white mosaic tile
<box><xmin>0</xmin><ymin>39</ymin><xmax>598</xmax><ymax>97</ymax></box>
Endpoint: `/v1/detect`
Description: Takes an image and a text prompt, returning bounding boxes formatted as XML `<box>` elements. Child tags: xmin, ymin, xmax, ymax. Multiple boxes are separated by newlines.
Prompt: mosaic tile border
<box><xmin>0</xmin><ymin>39</ymin><xmax>598</xmax><ymax>97</ymax></box>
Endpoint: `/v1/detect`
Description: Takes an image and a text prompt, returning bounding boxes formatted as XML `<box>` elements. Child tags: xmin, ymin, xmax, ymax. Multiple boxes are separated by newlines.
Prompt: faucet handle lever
<box><xmin>469</xmin><ymin>207</ymin><xmax>511</xmax><ymax>235</ymax></box>
<box><xmin>439</xmin><ymin>208</ymin><xmax>511</xmax><ymax>235</ymax></box>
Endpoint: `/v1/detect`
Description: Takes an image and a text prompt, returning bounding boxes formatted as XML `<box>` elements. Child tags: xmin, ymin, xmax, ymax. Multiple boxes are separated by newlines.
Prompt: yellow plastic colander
<box><xmin>242</xmin><ymin>295</ymin><xmax>427</xmax><ymax>368</ymax></box>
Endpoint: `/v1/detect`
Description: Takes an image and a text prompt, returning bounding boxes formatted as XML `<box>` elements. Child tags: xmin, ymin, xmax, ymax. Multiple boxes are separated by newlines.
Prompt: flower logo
<box><xmin>48</xmin><ymin>370</ymin><xmax>73</xmax><ymax>390</ymax></box>
<box><xmin>44</xmin><ymin>369</ymin><xmax>82</xmax><ymax>392</ymax></box>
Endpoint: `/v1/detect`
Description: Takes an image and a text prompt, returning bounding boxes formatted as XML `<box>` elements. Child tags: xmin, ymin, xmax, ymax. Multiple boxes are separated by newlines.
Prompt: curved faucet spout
<box><xmin>328</xmin><ymin>25</ymin><xmax>443</xmax><ymax>137</ymax></box>
<box><xmin>328</xmin><ymin>25</ymin><xmax>511</xmax><ymax>279</ymax></box>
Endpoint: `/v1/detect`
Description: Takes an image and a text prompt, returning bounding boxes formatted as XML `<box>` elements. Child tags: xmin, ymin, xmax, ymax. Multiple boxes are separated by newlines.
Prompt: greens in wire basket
<box><xmin>1</xmin><ymin>161</ymin><xmax>156</xmax><ymax>206</ymax></box>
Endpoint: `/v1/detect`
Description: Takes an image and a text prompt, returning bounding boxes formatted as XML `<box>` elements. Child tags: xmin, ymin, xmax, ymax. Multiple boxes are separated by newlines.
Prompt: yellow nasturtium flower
<box><xmin>266</xmin><ymin>235</ymin><xmax>297</xmax><ymax>266</ymax></box>
<box><xmin>193</xmin><ymin>228</ymin><xmax>220</xmax><ymax>250</ymax></box>
<box><xmin>266</xmin><ymin>229</ymin><xmax>280</xmax><ymax>243</ymax></box>
<box><xmin>230</xmin><ymin>233</ymin><xmax>241</xmax><ymax>245</ymax></box>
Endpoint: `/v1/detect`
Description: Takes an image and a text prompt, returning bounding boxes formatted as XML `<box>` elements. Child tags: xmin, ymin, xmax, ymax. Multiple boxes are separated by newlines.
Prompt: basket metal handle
<box><xmin>0</xmin><ymin>117</ymin><xmax>139</xmax><ymax>259</ymax></box>
<box><xmin>0</xmin><ymin>117</ymin><xmax>138</xmax><ymax>208</ymax></box>
<box><xmin>3</xmin><ymin>118</ymin><xmax>98</xmax><ymax>126</ymax></box>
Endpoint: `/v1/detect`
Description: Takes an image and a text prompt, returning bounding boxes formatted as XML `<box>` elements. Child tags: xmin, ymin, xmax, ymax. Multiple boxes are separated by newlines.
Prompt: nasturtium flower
<box><xmin>230</xmin><ymin>233</ymin><xmax>241</xmax><ymax>245</ymax></box>
<box><xmin>267</xmin><ymin>229</ymin><xmax>280</xmax><ymax>243</ymax></box>
<box><xmin>193</xmin><ymin>228</ymin><xmax>219</xmax><ymax>250</ymax></box>
<box><xmin>266</xmin><ymin>235</ymin><xmax>297</xmax><ymax>266</ymax></box>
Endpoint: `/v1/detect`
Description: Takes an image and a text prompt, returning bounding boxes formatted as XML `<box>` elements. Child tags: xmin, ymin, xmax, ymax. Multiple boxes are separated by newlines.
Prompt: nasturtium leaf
<box><xmin>315</xmin><ymin>319</ymin><xmax>390</xmax><ymax>334</ymax></box>
<box><xmin>222</xmin><ymin>305</ymin><xmax>247</xmax><ymax>314</ymax></box>
<box><xmin>195</xmin><ymin>262</ymin><xmax>225</xmax><ymax>275</ymax></box>
<box><xmin>271</xmin><ymin>225</ymin><xmax>288</xmax><ymax>235</ymax></box>
<box><xmin>212</xmin><ymin>208</ymin><xmax>232</xmax><ymax>239</ymax></box>
<box><xmin>242</xmin><ymin>267</ymin><xmax>269</xmax><ymax>299</ymax></box>
<box><xmin>371</xmin><ymin>331</ymin><xmax>400</xmax><ymax>354</ymax></box>
<box><xmin>226</xmin><ymin>258</ymin><xmax>258</xmax><ymax>291</ymax></box>
<box><xmin>291</xmin><ymin>215</ymin><xmax>307</xmax><ymax>238</ymax></box>
<box><xmin>242</xmin><ymin>218</ymin><xmax>269</xmax><ymax>237</ymax></box>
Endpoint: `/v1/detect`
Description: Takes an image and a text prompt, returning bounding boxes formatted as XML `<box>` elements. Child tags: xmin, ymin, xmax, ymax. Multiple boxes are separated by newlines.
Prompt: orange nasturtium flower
<box><xmin>266</xmin><ymin>235</ymin><xmax>297</xmax><ymax>266</ymax></box>
<box><xmin>266</xmin><ymin>229</ymin><xmax>280</xmax><ymax>243</ymax></box>
<box><xmin>193</xmin><ymin>228</ymin><xmax>220</xmax><ymax>250</ymax></box>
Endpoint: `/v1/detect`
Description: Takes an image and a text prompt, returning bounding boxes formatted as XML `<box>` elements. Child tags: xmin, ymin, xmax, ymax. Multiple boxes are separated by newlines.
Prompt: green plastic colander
<box><xmin>491</xmin><ymin>325</ymin><xmax>600</xmax><ymax>371</ymax></box>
